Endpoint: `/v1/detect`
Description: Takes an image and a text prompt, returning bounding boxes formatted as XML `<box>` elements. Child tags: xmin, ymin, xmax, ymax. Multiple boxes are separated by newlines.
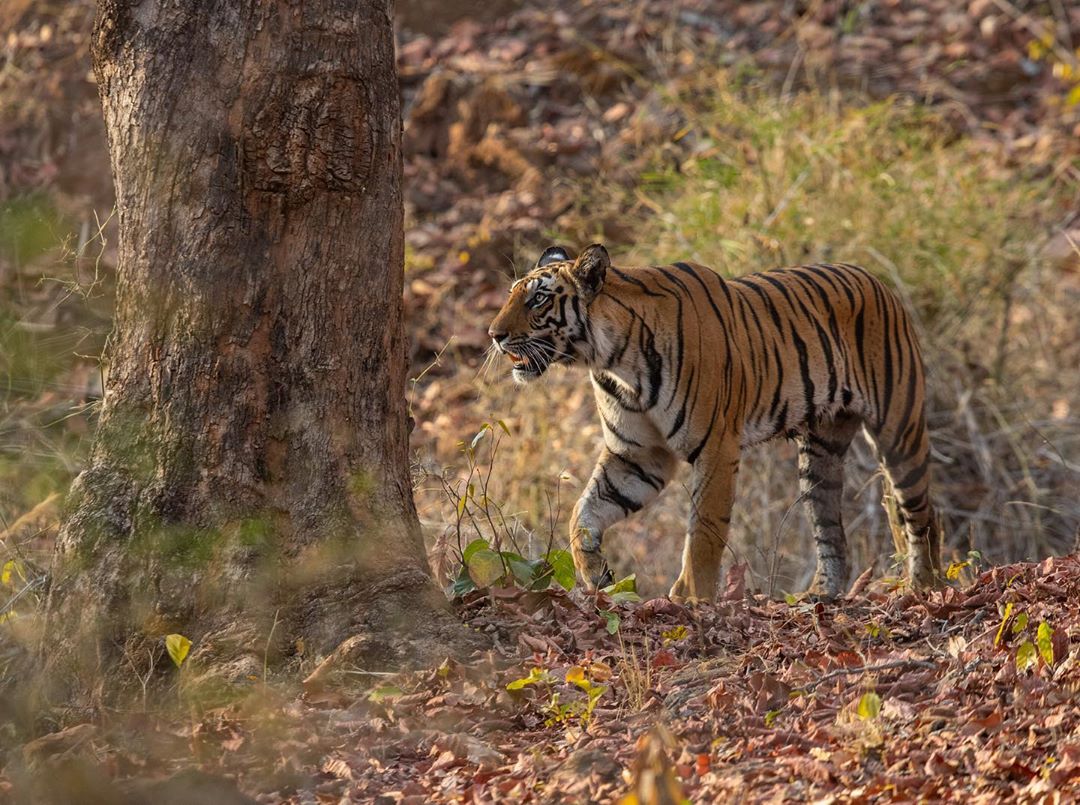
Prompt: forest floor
<box><xmin>2</xmin><ymin>0</ymin><xmax>1080</xmax><ymax>801</ymax></box>
<box><xmin>8</xmin><ymin>555</ymin><xmax>1080</xmax><ymax>802</ymax></box>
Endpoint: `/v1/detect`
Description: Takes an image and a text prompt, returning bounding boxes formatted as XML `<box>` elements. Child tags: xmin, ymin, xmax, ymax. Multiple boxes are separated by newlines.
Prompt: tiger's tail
<box><xmin>865</xmin><ymin>344</ymin><xmax>941</xmax><ymax>586</ymax></box>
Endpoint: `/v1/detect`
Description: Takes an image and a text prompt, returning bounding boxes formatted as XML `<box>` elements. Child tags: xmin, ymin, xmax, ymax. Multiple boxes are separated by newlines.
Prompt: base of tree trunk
<box><xmin>39</xmin><ymin>465</ymin><xmax>485</xmax><ymax>714</ymax></box>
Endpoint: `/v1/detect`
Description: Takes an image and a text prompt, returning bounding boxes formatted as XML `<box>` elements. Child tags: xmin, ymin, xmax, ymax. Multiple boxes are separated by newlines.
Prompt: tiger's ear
<box><xmin>571</xmin><ymin>243</ymin><xmax>609</xmax><ymax>302</ymax></box>
<box><xmin>537</xmin><ymin>246</ymin><xmax>572</xmax><ymax>268</ymax></box>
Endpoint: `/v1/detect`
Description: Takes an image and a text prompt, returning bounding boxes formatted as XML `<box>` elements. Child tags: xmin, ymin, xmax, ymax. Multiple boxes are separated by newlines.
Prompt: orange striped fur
<box><xmin>489</xmin><ymin>244</ymin><xmax>941</xmax><ymax>601</ymax></box>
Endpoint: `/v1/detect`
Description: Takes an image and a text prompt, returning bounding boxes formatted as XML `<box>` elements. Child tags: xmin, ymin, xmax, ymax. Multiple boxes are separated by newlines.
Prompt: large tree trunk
<box><xmin>43</xmin><ymin>0</ymin><xmax>469</xmax><ymax>704</ymax></box>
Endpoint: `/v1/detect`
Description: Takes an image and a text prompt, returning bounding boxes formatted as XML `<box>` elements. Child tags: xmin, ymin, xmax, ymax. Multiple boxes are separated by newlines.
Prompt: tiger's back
<box><xmin>489</xmin><ymin>245</ymin><xmax>940</xmax><ymax>601</ymax></box>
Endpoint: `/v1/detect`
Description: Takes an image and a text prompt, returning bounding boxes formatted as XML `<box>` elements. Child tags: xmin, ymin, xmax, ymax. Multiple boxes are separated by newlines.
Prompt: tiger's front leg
<box><xmin>669</xmin><ymin>438</ymin><xmax>740</xmax><ymax>604</ymax></box>
<box><xmin>570</xmin><ymin>446</ymin><xmax>677</xmax><ymax>591</ymax></box>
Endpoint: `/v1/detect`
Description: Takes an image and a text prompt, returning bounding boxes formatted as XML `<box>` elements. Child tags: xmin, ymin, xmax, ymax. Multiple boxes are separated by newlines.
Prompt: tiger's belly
<box><xmin>738</xmin><ymin>396</ymin><xmax>858</xmax><ymax>447</ymax></box>
<box><xmin>592</xmin><ymin>356</ymin><xmax>865</xmax><ymax>460</ymax></box>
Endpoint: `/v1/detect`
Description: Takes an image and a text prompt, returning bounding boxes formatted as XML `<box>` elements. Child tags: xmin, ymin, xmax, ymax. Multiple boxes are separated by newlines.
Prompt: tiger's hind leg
<box><xmin>797</xmin><ymin>413</ymin><xmax>862</xmax><ymax>600</ymax></box>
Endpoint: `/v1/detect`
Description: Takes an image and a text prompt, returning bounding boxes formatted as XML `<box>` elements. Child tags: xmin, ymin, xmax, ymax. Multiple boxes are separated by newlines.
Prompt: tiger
<box><xmin>487</xmin><ymin>243</ymin><xmax>942</xmax><ymax>602</ymax></box>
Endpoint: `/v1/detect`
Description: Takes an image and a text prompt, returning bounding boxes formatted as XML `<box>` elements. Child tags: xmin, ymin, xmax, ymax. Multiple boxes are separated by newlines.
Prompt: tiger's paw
<box><xmin>802</xmin><ymin>581</ymin><xmax>843</xmax><ymax>604</ymax></box>
<box><xmin>909</xmin><ymin>563</ymin><xmax>946</xmax><ymax>592</ymax></box>
<box><xmin>668</xmin><ymin>577</ymin><xmax>712</xmax><ymax>606</ymax></box>
<box><xmin>798</xmin><ymin>590</ymin><xmax>839</xmax><ymax>605</ymax></box>
<box><xmin>592</xmin><ymin>565</ymin><xmax>615</xmax><ymax>591</ymax></box>
<box><xmin>575</xmin><ymin>547</ymin><xmax>613</xmax><ymax>592</ymax></box>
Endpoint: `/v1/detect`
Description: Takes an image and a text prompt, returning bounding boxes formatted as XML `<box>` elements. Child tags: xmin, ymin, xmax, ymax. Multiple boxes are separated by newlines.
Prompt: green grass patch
<box><xmin>622</xmin><ymin>82</ymin><xmax>1069</xmax><ymax>336</ymax></box>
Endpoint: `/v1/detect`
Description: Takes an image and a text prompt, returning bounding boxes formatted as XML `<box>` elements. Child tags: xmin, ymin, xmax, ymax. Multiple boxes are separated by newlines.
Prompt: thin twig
<box><xmin>804</xmin><ymin>658</ymin><xmax>939</xmax><ymax>691</ymax></box>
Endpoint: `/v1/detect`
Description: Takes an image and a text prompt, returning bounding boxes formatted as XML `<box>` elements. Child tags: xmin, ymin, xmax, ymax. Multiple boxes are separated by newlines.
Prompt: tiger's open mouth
<box><xmin>503</xmin><ymin>347</ymin><xmax>546</xmax><ymax>382</ymax></box>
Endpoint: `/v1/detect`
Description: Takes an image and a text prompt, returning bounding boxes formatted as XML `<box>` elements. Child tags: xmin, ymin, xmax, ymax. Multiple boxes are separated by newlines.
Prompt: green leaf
<box><xmin>546</xmin><ymin>550</ymin><xmax>576</xmax><ymax>591</ymax></box>
<box><xmin>1</xmin><ymin>560</ymin><xmax>16</xmax><ymax>586</ymax></box>
<box><xmin>784</xmin><ymin>592</ymin><xmax>798</xmax><ymax>606</ymax></box>
<box><xmin>496</xmin><ymin>419</ymin><xmax>512</xmax><ymax>437</ymax></box>
<box><xmin>462</xmin><ymin>538</ymin><xmax>489</xmax><ymax>563</ymax></box>
<box><xmin>507</xmin><ymin>556</ymin><xmax>545</xmax><ymax>589</ymax></box>
<box><xmin>602</xmin><ymin>574</ymin><xmax>637</xmax><ymax>595</ymax></box>
<box><xmin>600</xmin><ymin>610</ymin><xmax>621</xmax><ymax>634</ymax></box>
<box><xmin>608</xmin><ymin>590</ymin><xmax>641</xmax><ymax>605</ymax></box>
<box><xmin>368</xmin><ymin>685</ymin><xmax>405</xmax><ymax>703</ymax></box>
<box><xmin>856</xmin><ymin>691</ymin><xmax>881</xmax><ymax>720</ymax></box>
<box><xmin>994</xmin><ymin>602</ymin><xmax>1014</xmax><ymax>647</ymax></box>
<box><xmin>1067</xmin><ymin>84</ymin><xmax>1080</xmax><ymax>107</ymax></box>
<box><xmin>1036</xmin><ymin>622</ymin><xmax>1054</xmax><ymax>666</ymax></box>
<box><xmin>449</xmin><ymin>565</ymin><xmax>477</xmax><ymax>598</ymax></box>
<box><xmin>1016</xmin><ymin>640</ymin><xmax>1037</xmax><ymax>672</ymax></box>
<box><xmin>764</xmin><ymin>709</ymin><xmax>781</xmax><ymax>727</ymax></box>
<box><xmin>466</xmin><ymin>548</ymin><xmax>505</xmax><ymax>589</ymax></box>
<box><xmin>507</xmin><ymin>666</ymin><xmax>546</xmax><ymax>691</ymax></box>
<box><xmin>1012</xmin><ymin>611</ymin><xmax>1029</xmax><ymax>634</ymax></box>
<box><xmin>166</xmin><ymin>634</ymin><xmax>192</xmax><ymax>668</ymax></box>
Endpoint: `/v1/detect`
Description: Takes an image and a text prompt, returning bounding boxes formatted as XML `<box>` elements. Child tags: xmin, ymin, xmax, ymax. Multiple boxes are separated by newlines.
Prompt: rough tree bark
<box><xmin>43</xmin><ymin>0</ymin><xmax>471</xmax><ymax>704</ymax></box>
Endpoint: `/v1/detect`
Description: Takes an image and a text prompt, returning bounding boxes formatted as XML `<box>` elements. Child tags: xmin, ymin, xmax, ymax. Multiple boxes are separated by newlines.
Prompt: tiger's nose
<box><xmin>488</xmin><ymin>325</ymin><xmax>508</xmax><ymax>341</ymax></box>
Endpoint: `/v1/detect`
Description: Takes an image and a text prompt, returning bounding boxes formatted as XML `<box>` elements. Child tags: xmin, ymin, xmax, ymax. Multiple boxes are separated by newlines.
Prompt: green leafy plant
<box><xmin>1016</xmin><ymin>640</ymin><xmax>1038</xmax><ymax>673</ymax></box>
<box><xmin>367</xmin><ymin>685</ymin><xmax>406</xmax><ymax>703</ymax></box>
<box><xmin>996</xmin><ymin>603</ymin><xmax>1057</xmax><ymax>673</ymax></box>
<box><xmin>439</xmin><ymin>422</ymin><xmax>577</xmax><ymax>598</ymax></box>
<box><xmin>662</xmin><ymin>625</ymin><xmax>688</xmax><ymax>644</ymax></box>
<box><xmin>1036</xmin><ymin>622</ymin><xmax>1055</xmax><ymax>666</ymax></box>
<box><xmin>596</xmin><ymin>574</ymin><xmax>640</xmax><ymax>634</ymax></box>
<box><xmin>946</xmin><ymin>551</ymin><xmax>983</xmax><ymax>584</ymax></box>
<box><xmin>560</xmin><ymin>665</ymin><xmax>606</xmax><ymax>725</ymax></box>
<box><xmin>505</xmin><ymin>663</ymin><xmax>606</xmax><ymax>727</ymax></box>
<box><xmin>599</xmin><ymin>610</ymin><xmax>621</xmax><ymax>635</ymax></box>
<box><xmin>602</xmin><ymin>574</ymin><xmax>641</xmax><ymax>604</ymax></box>
<box><xmin>506</xmin><ymin>666</ymin><xmax>552</xmax><ymax>691</ymax></box>
<box><xmin>450</xmin><ymin>536</ymin><xmax>576</xmax><ymax>597</ymax></box>
<box><xmin>864</xmin><ymin>620</ymin><xmax>890</xmax><ymax>641</ymax></box>
<box><xmin>1012</xmin><ymin>611</ymin><xmax>1030</xmax><ymax>634</ymax></box>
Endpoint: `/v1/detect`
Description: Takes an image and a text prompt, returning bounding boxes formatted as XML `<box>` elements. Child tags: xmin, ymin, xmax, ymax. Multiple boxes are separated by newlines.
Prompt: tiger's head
<box><xmin>488</xmin><ymin>244</ymin><xmax>609</xmax><ymax>383</ymax></box>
